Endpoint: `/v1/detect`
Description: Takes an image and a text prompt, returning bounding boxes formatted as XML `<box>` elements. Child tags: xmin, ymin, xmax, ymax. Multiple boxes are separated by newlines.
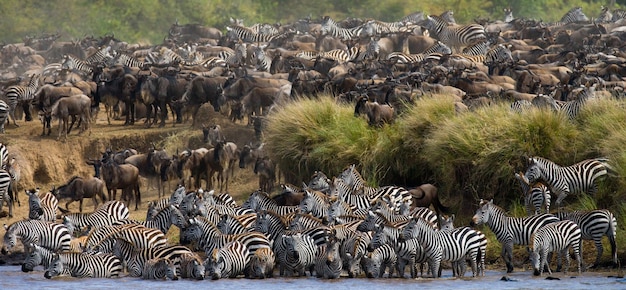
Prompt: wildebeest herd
<box><xmin>0</xmin><ymin>5</ymin><xmax>623</xmax><ymax>281</ymax></box>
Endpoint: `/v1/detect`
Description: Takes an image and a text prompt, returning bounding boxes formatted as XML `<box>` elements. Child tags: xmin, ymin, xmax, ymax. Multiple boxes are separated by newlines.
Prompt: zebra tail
<box><xmin>595</xmin><ymin>158</ymin><xmax>619</xmax><ymax>177</ymax></box>
<box><xmin>609</xmin><ymin>213</ymin><xmax>618</xmax><ymax>264</ymax></box>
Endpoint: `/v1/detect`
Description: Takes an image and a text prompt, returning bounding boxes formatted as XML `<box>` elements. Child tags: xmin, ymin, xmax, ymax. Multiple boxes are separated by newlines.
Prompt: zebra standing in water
<box><xmin>439</xmin><ymin>214</ymin><xmax>487</xmax><ymax>276</ymax></box>
<box><xmin>419</xmin><ymin>15</ymin><xmax>486</xmax><ymax>52</ymax></box>
<box><xmin>0</xmin><ymin>100</ymin><xmax>9</xmax><ymax>133</ymax></box>
<box><xmin>528</xmin><ymin>220</ymin><xmax>582</xmax><ymax>276</ymax></box>
<box><xmin>26</xmin><ymin>188</ymin><xmax>58</xmax><ymax>222</ymax></box>
<box><xmin>362</xmin><ymin>243</ymin><xmax>397</xmax><ymax>278</ymax></box>
<box><xmin>280</xmin><ymin>233</ymin><xmax>317</xmax><ymax>277</ymax></box>
<box><xmin>514</xmin><ymin>172</ymin><xmax>551</xmax><ymax>215</ymax></box>
<box><xmin>141</xmin><ymin>257</ymin><xmax>179</xmax><ymax>280</ymax></box>
<box><xmin>470</xmin><ymin>199</ymin><xmax>559</xmax><ymax>273</ymax></box>
<box><xmin>206</xmin><ymin>241</ymin><xmax>250</xmax><ymax>279</ymax></box>
<box><xmin>555</xmin><ymin>209</ymin><xmax>618</xmax><ymax>267</ymax></box>
<box><xmin>524</xmin><ymin>156</ymin><xmax>611</xmax><ymax>210</ymax></box>
<box><xmin>314</xmin><ymin>235</ymin><xmax>342</xmax><ymax>279</ymax></box>
<box><xmin>44</xmin><ymin>252</ymin><xmax>124</xmax><ymax>279</ymax></box>
<box><xmin>4</xmin><ymin>74</ymin><xmax>40</xmax><ymax>126</ymax></box>
<box><xmin>2</xmin><ymin>219</ymin><xmax>71</xmax><ymax>255</ymax></box>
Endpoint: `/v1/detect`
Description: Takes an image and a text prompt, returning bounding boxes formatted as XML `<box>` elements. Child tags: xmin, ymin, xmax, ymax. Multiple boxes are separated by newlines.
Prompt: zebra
<box><xmin>362</xmin><ymin>243</ymin><xmax>397</xmax><ymax>278</ymax></box>
<box><xmin>62</xmin><ymin>200</ymin><xmax>130</xmax><ymax>234</ymax></box>
<box><xmin>111</xmin><ymin>53</ymin><xmax>145</xmax><ymax>68</ymax></box>
<box><xmin>509</xmin><ymin>99</ymin><xmax>533</xmax><ymax>113</ymax></box>
<box><xmin>5</xmin><ymin>157</ymin><xmax>21</xmax><ymax>207</ymax></box>
<box><xmin>524</xmin><ymin>156</ymin><xmax>611</xmax><ymax>209</ymax></box>
<box><xmin>4</xmin><ymin>74</ymin><xmax>40</xmax><ymax>126</ymax></box>
<box><xmin>368</xmin><ymin>221</ymin><xmax>427</xmax><ymax>278</ymax></box>
<box><xmin>402</xmin><ymin>217</ymin><xmax>482</xmax><ymax>278</ymax></box>
<box><xmin>555</xmin><ymin>209</ymin><xmax>618</xmax><ymax>267</ymax></box>
<box><xmin>280</xmin><ymin>232</ymin><xmax>317</xmax><ymax>277</ymax></box>
<box><xmin>299</xmin><ymin>189</ymin><xmax>329</xmax><ymax>219</ymax></box>
<box><xmin>0</xmin><ymin>142</ymin><xmax>7</xmax><ymax>169</ymax></box>
<box><xmin>439</xmin><ymin>214</ymin><xmax>487</xmax><ymax>276</ymax></box>
<box><xmin>85</xmin><ymin>224</ymin><xmax>168</xmax><ymax>254</ymax></box>
<box><xmin>320</xmin><ymin>16</ymin><xmax>362</xmax><ymax>40</ymax></box>
<box><xmin>141</xmin><ymin>257</ymin><xmax>179</xmax><ymax>280</ymax></box>
<box><xmin>216</xmin><ymin>212</ymin><xmax>257</xmax><ymax>235</ymax></box>
<box><xmin>387</xmin><ymin>41</ymin><xmax>452</xmax><ymax>64</ymax></box>
<box><xmin>528</xmin><ymin>220</ymin><xmax>582</xmax><ymax>276</ymax></box>
<box><xmin>0</xmin><ymin>169</ymin><xmax>12</xmax><ymax>218</ymax></box>
<box><xmin>307</xmin><ymin>170</ymin><xmax>331</xmax><ymax>194</ymax></box>
<box><xmin>85</xmin><ymin>45</ymin><xmax>114</xmax><ymax>65</ymax></box>
<box><xmin>558</xmin><ymin>85</ymin><xmax>596</xmax><ymax>120</ymax></box>
<box><xmin>0</xmin><ymin>100</ymin><xmax>8</xmax><ymax>133</ymax></box>
<box><xmin>552</xmin><ymin>7</ymin><xmax>589</xmax><ymax>26</ymax></box>
<box><xmin>26</xmin><ymin>188</ymin><xmax>58</xmax><ymax>222</ymax></box>
<box><xmin>1</xmin><ymin>219</ymin><xmax>72</xmax><ymax>255</ymax></box>
<box><xmin>420</xmin><ymin>15</ymin><xmax>486</xmax><ymax>52</ymax></box>
<box><xmin>251</xmin><ymin>45</ymin><xmax>272</xmax><ymax>71</ymax></box>
<box><xmin>314</xmin><ymin>235</ymin><xmax>342</xmax><ymax>279</ymax></box>
<box><xmin>179</xmin><ymin>253</ymin><xmax>205</xmax><ymax>280</ymax></box>
<box><xmin>61</xmin><ymin>54</ymin><xmax>95</xmax><ymax>76</ymax></box>
<box><xmin>514</xmin><ymin>172</ymin><xmax>551</xmax><ymax>215</ymax></box>
<box><xmin>470</xmin><ymin>199</ymin><xmax>559</xmax><ymax>273</ymax></box>
<box><xmin>146</xmin><ymin>185</ymin><xmax>186</xmax><ymax>221</ymax></box>
<box><xmin>461</xmin><ymin>40</ymin><xmax>491</xmax><ymax>56</ymax></box>
<box><xmin>341</xmin><ymin>231</ymin><xmax>371</xmax><ymax>277</ymax></box>
<box><xmin>44</xmin><ymin>252</ymin><xmax>123</xmax><ymax>279</ymax></box>
<box><xmin>120</xmin><ymin>242</ymin><xmax>194</xmax><ymax>277</ymax></box>
<box><xmin>241</xmin><ymin>190</ymin><xmax>299</xmax><ymax>216</ymax></box>
<box><xmin>21</xmin><ymin>243</ymin><xmax>72</xmax><ymax>273</ymax></box>
<box><xmin>117</xmin><ymin>204</ymin><xmax>187</xmax><ymax>234</ymax></box>
<box><xmin>206</xmin><ymin>241</ymin><xmax>250</xmax><ymax>279</ymax></box>
<box><xmin>247</xmin><ymin>247</ymin><xmax>275</xmax><ymax>279</ymax></box>
<box><xmin>226</xmin><ymin>25</ymin><xmax>274</xmax><ymax>43</ymax></box>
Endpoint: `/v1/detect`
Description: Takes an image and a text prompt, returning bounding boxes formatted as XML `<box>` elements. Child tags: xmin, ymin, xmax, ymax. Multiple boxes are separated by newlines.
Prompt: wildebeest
<box><xmin>139</xmin><ymin>71</ymin><xmax>187</xmax><ymax>128</ymax></box>
<box><xmin>99</xmin><ymin>152</ymin><xmax>141</xmax><ymax>210</ymax></box>
<box><xmin>34</xmin><ymin>83</ymin><xmax>84</xmax><ymax>136</ymax></box>
<box><xmin>354</xmin><ymin>95</ymin><xmax>394</xmax><ymax>127</ymax></box>
<box><xmin>202</xmin><ymin>124</ymin><xmax>224</xmax><ymax>147</ymax></box>
<box><xmin>408</xmin><ymin>183</ymin><xmax>449</xmax><ymax>216</ymax></box>
<box><xmin>180</xmin><ymin>76</ymin><xmax>228</xmax><ymax>127</ymax></box>
<box><xmin>254</xmin><ymin>157</ymin><xmax>276</xmax><ymax>193</ymax></box>
<box><xmin>204</xmin><ymin>140</ymin><xmax>238</xmax><ymax>192</ymax></box>
<box><xmin>124</xmin><ymin>147</ymin><xmax>169</xmax><ymax>198</ymax></box>
<box><xmin>49</xmin><ymin>93</ymin><xmax>91</xmax><ymax>141</ymax></box>
<box><xmin>53</xmin><ymin>176</ymin><xmax>107</xmax><ymax>213</ymax></box>
<box><xmin>95</xmin><ymin>66</ymin><xmax>138</xmax><ymax>125</ymax></box>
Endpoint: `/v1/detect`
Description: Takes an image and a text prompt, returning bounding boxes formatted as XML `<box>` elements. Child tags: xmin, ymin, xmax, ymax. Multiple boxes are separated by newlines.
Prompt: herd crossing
<box><xmin>0</xmin><ymin>4</ymin><xmax>624</xmax><ymax>284</ymax></box>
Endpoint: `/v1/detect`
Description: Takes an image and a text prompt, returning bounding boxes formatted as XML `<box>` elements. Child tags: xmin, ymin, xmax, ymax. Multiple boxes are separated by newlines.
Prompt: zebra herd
<box><xmin>0</xmin><ymin>154</ymin><xmax>618</xmax><ymax>281</ymax></box>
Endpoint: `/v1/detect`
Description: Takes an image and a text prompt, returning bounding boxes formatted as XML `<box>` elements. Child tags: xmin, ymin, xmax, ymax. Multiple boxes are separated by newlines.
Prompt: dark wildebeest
<box><xmin>139</xmin><ymin>71</ymin><xmax>187</xmax><ymax>128</ymax></box>
<box><xmin>99</xmin><ymin>152</ymin><xmax>141</xmax><ymax>210</ymax></box>
<box><xmin>408</xmin><ymin>183</ymin><xmax>449</xmax><ymax>216</ymax></box>
<box><xmin>49</xmin><ymin>94</ymin><xmax>92</xmax><ymax>141</ymax></box>
<box><xmin>180</xmin><ymin>76</ymin><xmax>228</xmax><ymax>127</ymax></box>
<box><xmin>202</xmin><ymin>124</ymin><xmax>224</xmax><ymax>147</ymax></box>
<box><xmin>95</xmin><ymin>66</ymin><xmax>138</xmax><ymax>125</ymax></box>
<box><xmin>254</xmin><ymin>157</ymin><xmax>276</xmax><ymax>193</ymax></box>
<box><xmin>124</xmin><ymin>147</ymin><xmax>169</xmax><ymax>198</ymax></box>
<box><xmin>204</xmin><ymin>140</ymin><xmax>237</xmax><ymax>192</ymax></box>
<box><xmin>354</xmin><ymin>95</ymin><xmax>394</xmax><ymax>127</ymax></box>
<box><xmin>238</xmin><ymin>143</ymin><xmax>266</xmax><ymax>169</ymax></box>
<box><xmin>53</xmin><ymin>176</ymin><xmax>107</xmax><ymax>213</ymax></box>
<box><xmin>271</xmin><ymin>183</ymin><xmax>303</xmax><ymax>206</ymax></box>
<box><xmin>34</xmin><ymin>83</ymin><xmax>83</xmax><ymax>136</ymax></box>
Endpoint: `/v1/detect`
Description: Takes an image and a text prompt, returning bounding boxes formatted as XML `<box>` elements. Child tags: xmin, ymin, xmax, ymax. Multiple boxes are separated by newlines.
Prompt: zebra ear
<box><xmin>489</xmin><ymin>199</ymin><xmax>494</xmax><ymax>204</ymax></box>
<box><xmin>3</xmin><ymin>224</ymin><xmax>7</xmax><ymax>230</ymax></box>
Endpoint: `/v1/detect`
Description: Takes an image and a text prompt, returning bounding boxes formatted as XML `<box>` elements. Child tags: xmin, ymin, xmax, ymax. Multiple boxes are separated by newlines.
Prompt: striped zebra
<box><xmin>0</xmin><ymin>100</ymin><xmax>8</xmax><ymax>133</ymax></box>
<box><xmin>341</xmin><ymin>231</ymin><xmax>371</xmax><ymax>277</ymax></box>
<box><xmin>85</xmin><ymin>46</ymin><xmax>114</xmax><ymax>64</ymax></box>
<box><xmin>387</xmin><ymin>41</ymin><xmax>452</xmax><ymax>64</ymax></box>
<box><xmin>369</xmin><ymin>221</ymin><xmax>427</xmax><ymax>278</ymax></box>
<box><xmin>111</xmin><ymin>53</ymin><xmax>145</xmax><ymax>68</ymax></box>
<box><xmin>146</xmin><ymin>185</ymin><xmax>186</xmax><ymax>221</ymax></box>
<box><xmin>181</xmin><ymin>216</ymin><xmax>271</xmax><ymax>257</ymax></box>
<box><xmin>420</xmin><ymin>15</ymin><xmax>486</xmax><ymax>52</ymax></box>
<box><xmin>226</xmin><ymin>25</ymin><xmax>274</xmax><ymax>43</ymax></box>
<box><xmin>2</xmin><ymin>219</ymin><xmax>71</xmax><ymax>255</ymax></box>
<box><xmin>439</xmin><ymin>214</ymin><xmax>487</xmax><ymax>276</ymax></box>
<box><xmin>218</xmin><ymin>43</ymin><xmax>247</xmax><ymax>66</ymax></box>
<box><xmin>62</xmin><ymin>200</ymin><xmax>130</xmax><ymax>234</ymax></box>
<box><xmin>327</xmin><ymin>198</ymin><xmax>368</xmax><ymax>224</ymax></box>
<box><xmin>320</xmin><ymin>16</ymin><xmax>362</xmax><ymax>40</ymax></box>
<box><xmin>248</xmin><ymin>247</ymin><xmax>275</xmax><ymax>279</ymax></box>
<box><xmin>0</xmin><ymin>143</ymin><xmax>7</xmax><ymax>169</ymax></box>
<box><xmin>116</xmin><ymin>204</ymin><xmax>187</xmax><ymax>234</ymax></box>
<box><xmin>85</xmin><ymin>224</ymin><xmax>168</xmax><ymax>254</ymax></box>
<box><xmin>251</xmin><ymin>45</ymin><xmax>272</xmax><ymax>71</ymax></box>
<box><xmin>555</xmin><ymin>209</ymin><xmax>618</xmax><ymax>267</ymax></box>
<box><xmin>558</xmin><ymin>85</ymin><xmax>596</xmax><ymax>120</ymax></box>
<box><xmin>528</xmin><ymin>220</ymin><xmax>582</xmax><ymax>276</ymax></box>
<box><xmin>280</xmin><ymin>232</ymin><xmax>317</xmax><ymax>276</ymax></box>
<box><xmin>4</xmin><ymin>74</ymin><xmax>40</xmax><ymax>126</ymax></box>
<box><xmin>22</xmin><ymin>243</ymin><xmax>72</xmax><ymax>273</ymax></box>
<box><xmin>470</xmin><ymin>199</ymin><xmax>559</xmax><ymax>273</ymax></box>
<box><xmin>119</xmin><ymin>241</ymin><xmax>194</xmax><ymax>277</ymax></box>
<box><xmin>552</xmin><ymin>7</ymin><xmax>589</xmax><ymax>26</ymax></box>
<box><xmin>314</xmin><ymin>235</ymin><xmax>342</xmax><ymax>279</ymax></box>
<box><xmin>179</xmin><ymin>252</ymin><xmax>206</xmax><ymax>280</ymax></box>
<box><xmin>461</xmin><ymin>40</ymin><xmax>491</xmax><ymax>56</ymax></box>
<box><xmin>0</xmin><ymin>169</ymin><xmax>11</xmax><ymax>218</ymax></box>
<box><xmin>362</xmin><ymin>243</ymin><xmax>397</xmax><ymax>278</ymax></box>
<box><xmin>44</xmin><ymin>252</ymin><xmax>123</xmax><ymax>279</ymax></box>
<box><xmin>514</xmin><ymin>172</ymin><xmax>551</xmax><ymax>215</ymax></box>
<box><xmin>337</xmin><ymin>165</ymin><xmax>411</xmax><ymax>213</ymax></box>
<box><xmin>5</xmin><ymin>157</ymin><xmax>20</xmax><ymax>207</ymax></box>
<box><xmin>241</xmin><ymin>190</ymin><xmax>299</xmax><ymax>216</ymax></box>
<box><xmin>26</xmin><ymin>188</ymin><xmax>58</xmax><ymax>222</ymax></box>
<box><xmin>452</xmin><ymin>43</ymin><xmax>513</xmax><ymax>67</ymax></box>
<box><xmin>524</xmin><ymin>156</ymin><xmax>611</xmax><ymax>209</ymax></box>
<box><xmin>299</xmin><ymin>189</ymin><xmax>329</xmax><ymax>219</ymax></box>
<box><xmin>206</xmin><ymin>241</ymin><xmax>250</xmax><ymax>279</ymax></box>
<box><xmin>330</xmin><ymin>178</ymin><xmax>378</xmax><ymax>211</ymax></box>
<box><xmin>307</xmin><ymin>171</ymin><xmax>331</xmax><ymax>194</ymax></box>
<box><xmin>61</xmin><ymin>54</ymin><xmax>95</xmax><ymax>76</ymax></box>
<box><xmin>216</xmin><ymin>213</ymin><xmax>257</xmax><ymax>235</ymax></box>
<box><xmin>510</xmin><ymin>99</ymin><xmax>532</xmax><ymax>113</ymax></box>
<box><xmin>141</xmin><ymin>257</ymin><xmax>179</xmax><ymax>280</ymax></box>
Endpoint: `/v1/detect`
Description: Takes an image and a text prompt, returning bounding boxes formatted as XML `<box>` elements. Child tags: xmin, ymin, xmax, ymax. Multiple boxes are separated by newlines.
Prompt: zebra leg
<box><xmin>591</xmin><ymin>238</ymin><xmax>603</xmax><ymax>268</ymax></box>
<box><xmin>503</xmin><ymin>244</ymin><xmax>514</xmax><ymax>273</ymax></box>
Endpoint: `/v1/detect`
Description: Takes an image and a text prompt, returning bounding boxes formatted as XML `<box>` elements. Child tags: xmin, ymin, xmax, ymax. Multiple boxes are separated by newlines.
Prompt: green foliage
<box><xmin>0</xmin><ymin>1</ymin><xmax>619</xmax><ymax>44</ymax></box>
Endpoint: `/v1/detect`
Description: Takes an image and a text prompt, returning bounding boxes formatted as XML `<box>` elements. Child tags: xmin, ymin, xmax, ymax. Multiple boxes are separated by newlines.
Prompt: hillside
<box><xmin>0</xmin><ymin>102</ymin><xmax>261</xmax><ymax>228</ymax></box>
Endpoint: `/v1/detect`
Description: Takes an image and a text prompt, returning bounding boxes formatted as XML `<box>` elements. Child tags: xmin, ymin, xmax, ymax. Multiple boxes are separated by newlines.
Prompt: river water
<box><xmin>2</xmin><ymin>266</ymin><xmax>625</xmax><ymax>290</ymax></box>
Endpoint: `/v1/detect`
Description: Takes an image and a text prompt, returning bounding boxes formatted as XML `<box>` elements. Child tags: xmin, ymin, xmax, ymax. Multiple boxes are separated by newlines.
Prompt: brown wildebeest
<box><xmin>99</xmin><ymin>152</ymin><xmax>141</xmax><ymax>210</ymax></box>
<box><xmin>53</xmin><ymin>176</ymin><xmax>107</xmax><ymax>213</ymax></box>
<box><xmin>254</xmin><ymin>157</ymin><xmax>276</xmax><ymax>193</ymax></box>
<box><xmin>354</xmin><ymin>95</ymin><xmax>394</xmax><ymax>127</ymax></box>
<box><xmin>49</xmin><ymin>94</ymin><xmax>91</xmax><ymax>141</ymax></box>
<box><xmin>272</xmin><ymin>183</ymin><xmax>303</xmax><ymax>206</ymax></box>
<box><xmin>204</xmin><ymin>140</ymin><xmax>237</xmax><ymax>192</ymax></box>
<box><xmin>408</xmin><ymin>183</ymin><xmax>449</xmax><ymax>216</ymax></box>
<box><xmin>202</xmin><ymin>124</ymin><xmax>224</xmax><ymax>147</ymax></box>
